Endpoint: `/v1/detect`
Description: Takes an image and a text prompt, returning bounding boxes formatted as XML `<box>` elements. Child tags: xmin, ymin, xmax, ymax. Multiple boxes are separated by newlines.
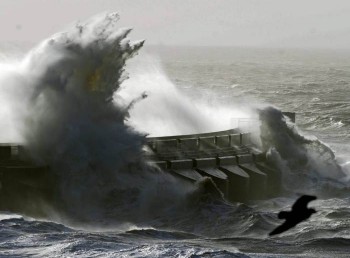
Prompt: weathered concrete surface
<box><xmin>237</xmin><ymin>154</ymin><xmax>267</xmax><ymax>200</ymax></box>
<box><xmin>218</xmin><ymin>156</ymin><xmax>249</xmax><ymax>202</ymax></box>
<box><xmin>216</xmin><ymin>135</ymin><xmax>230</xmax><ymax>148</ymax></box>
<box><xmin>199</xmin><ymin>136</ymin><xmax>216</xmax><ymax>150</ymax></box>
<box><xmin>168</xmin><ymin>159</ymin><xmax>203</xmax><ymax>182</ymax></box>
<box><xmin>195</xmin><ymin>158</ymin><xmax>228</xmax><ymax>197</ymax></box>
<box><xmin>180</xmin><ymin>138</ymin><xmax>198</xmax><ymax>151</ymax></box>
<box><xmin>148</xmin><ymin>122</ymin><xmax>293</xmax><ymax>202</ymax></box>
<box><xmin>256</xmin><ymin>162</ymin><xmax>282</xmax><ymax>197</ymax></box>
<box><xmin>0</xmin><ymin>145</ymin><xmax>53</xmax><ymax>217</ymax></box>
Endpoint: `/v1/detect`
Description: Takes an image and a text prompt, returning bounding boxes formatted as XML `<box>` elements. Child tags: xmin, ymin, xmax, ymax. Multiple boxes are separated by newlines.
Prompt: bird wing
<box><xmin>291</xmin><ymin>195</ymin><xmax>317</xmax><ymax>212</ymax></box>
<box><xmin>269</xmin><ymin>220</ymin><xmax>297</xmax><ymax>236</ymax></box>
<box><xmin>278</xmin><ymin>211</ymin><xmax>290</xmax><ymax>220</ymax></box>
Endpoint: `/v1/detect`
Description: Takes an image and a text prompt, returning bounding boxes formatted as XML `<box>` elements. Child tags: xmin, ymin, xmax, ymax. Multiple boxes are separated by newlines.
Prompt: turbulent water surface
<box><xmin>1</xmin><ymin>14</ymin><xmax>350</xmax><ymax>257</ymax></box>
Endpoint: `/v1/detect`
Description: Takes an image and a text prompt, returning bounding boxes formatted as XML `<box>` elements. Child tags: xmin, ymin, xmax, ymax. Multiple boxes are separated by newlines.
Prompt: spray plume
<box><xmin>0</xmin><ymin>13</ymin><xmax>208</xmax><ymax>225</ymax></box>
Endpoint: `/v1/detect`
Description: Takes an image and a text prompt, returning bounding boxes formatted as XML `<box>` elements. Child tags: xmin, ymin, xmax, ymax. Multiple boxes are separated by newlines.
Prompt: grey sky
<box><xmin>1</xmin><ymin>0</ymin><xmax>350</xmax><ymax>48</ymax></box>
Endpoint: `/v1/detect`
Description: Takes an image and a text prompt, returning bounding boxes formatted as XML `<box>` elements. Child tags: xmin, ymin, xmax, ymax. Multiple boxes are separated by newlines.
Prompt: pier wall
<box><xmin>146</xmin><ymin>128</ymin><xmax>282</xmax><ymax>203</ymax></box>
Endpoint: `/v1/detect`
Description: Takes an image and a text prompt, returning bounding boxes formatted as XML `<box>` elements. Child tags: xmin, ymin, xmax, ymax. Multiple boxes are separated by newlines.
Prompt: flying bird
<box><xmin>269</xmin><ymin>195</ymin><xmax>317</xmax><ymax>236</ymax></box>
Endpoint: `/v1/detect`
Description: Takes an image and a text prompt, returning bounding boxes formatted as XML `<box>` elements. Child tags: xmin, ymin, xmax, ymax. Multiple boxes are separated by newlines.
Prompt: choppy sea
<box><xmin>1</xmin><ymin>15</ymin><xmax>350</xmax><ymax>257</ymax></box>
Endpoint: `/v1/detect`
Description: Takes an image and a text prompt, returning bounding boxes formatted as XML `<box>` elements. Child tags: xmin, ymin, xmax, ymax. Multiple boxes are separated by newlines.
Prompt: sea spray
<box><xmin>0</xmin><ymin>13</ymin><xmax>210</xmax><ymax>224</ymax></box>
<box><xmin>0</xmin><ymin>61</ymin><xmax>28</xmax><ymax>143</ymax></box>
<box><xmin>119</xmin><ymin>53</ymin><xmax>253</xmax><ymax>136</ymax></box>
<box><xmin>259</xmin><ymin>106</ymin><xmax>348</xmax><ymax>195</ymax></box>
<box><xmin>0</xmin><ymin>12</ymin><xmax>348</xmax><ymax>230</ymax></box>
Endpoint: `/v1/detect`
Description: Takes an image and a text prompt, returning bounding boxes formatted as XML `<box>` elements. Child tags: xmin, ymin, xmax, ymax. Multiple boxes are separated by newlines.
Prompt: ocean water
<box><xmin>1</xmin><ymin>14</ymin><xmax>350</xmax><ymax>257</ymax></box>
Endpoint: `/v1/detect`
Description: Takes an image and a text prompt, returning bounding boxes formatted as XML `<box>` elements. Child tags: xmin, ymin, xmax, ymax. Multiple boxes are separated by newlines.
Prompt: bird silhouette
<box><xmin>269</xmin><ymin>195</ymin><xmax>317</xmax><ymax>236</ymax></box>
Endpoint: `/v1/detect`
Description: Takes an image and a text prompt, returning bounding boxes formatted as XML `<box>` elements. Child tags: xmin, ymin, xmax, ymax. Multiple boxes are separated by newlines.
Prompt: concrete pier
<box><xmin>215</xmin><ymin>135</ymin><xmax>230</xmax><ymax>148</ymax></box>
<box><xmin>194</xmin><ymin>158</ymin><xmax>228</xmax><ymax>197</ymax></box>
<box><xmin>237</xmin><ymin>154</ymin><xmax>267</xmax><ymax>200</ymax></box>
<box><xmin>218</xmin><ymin>156</ymin><xmax>249</xmax><ymax>202</ymax></box>
<box><xmin>199</xmin><ymin>136</ymin><xmax>216</xmax><ymax>151</ymax></box>
<box><xmin>168</xmin><ymin>159</ymin><xmax>203</xmax><ymax>182</ymax></box>
<box><xmin>255</xmin><ymin>161</ymin><xmax>281</xmax><ymax>197</ymax></box>
<box><xmin>0</xmin><ymin>114</ymin><xmax>297</xmax><ymax>213</ymax></box>
<box><xmin>240</xmin><ymin>133</ymin><xmax>251</xmax><ymax>146</ymax></box>
<box><xmin>230</xmin><ymin>134</ymin><xmax>241</xmax><ymax>146</ymax></box>
<box><xmin>149</xmin><ymin>161</ymin><xmax>167</xmax><ymax>170</ymax></box>
<box><xmin>0</xmin><ymin>145</ymin><xmax>12</xmax><ymax>159</ymax></box>
<box><xmin>0</xmin><ymin>145</ymin><xmax>52</xmax><ymax>217</ymax></box>
<box><xmin>146</xmin><ymin>127</ymin><xmax>281</xmax><ymax>202</ymax></box>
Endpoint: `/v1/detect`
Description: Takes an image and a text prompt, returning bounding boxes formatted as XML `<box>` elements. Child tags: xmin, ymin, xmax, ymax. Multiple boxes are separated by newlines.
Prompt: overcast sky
<box><xmin>1</xmin><ymin>0</ymin><xmax>350</xmax><ymax>48</ymax></box>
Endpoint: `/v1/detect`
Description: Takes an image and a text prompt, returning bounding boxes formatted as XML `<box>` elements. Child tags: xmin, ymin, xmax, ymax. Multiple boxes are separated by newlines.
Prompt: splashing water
<box><xmin>118</xmin><ymin>54</ymin><xmax>252</xmax><ymax>136</ymax></box>
<box><xmin>259</xmin><ymin>106</ymin><xmax>349</xmax><ymax>196</ymax></box>
<box><xmin>3</xmin><ymin>30</ymin><xmax>350</xmax><ymax>256</ymax></box>
<box><xmin>0</xmin><ymin>13</ymin><xmax>349</xmax><ymax>233</ymax></box>
<box><xmin>0</xmin><ymin>13</ymin><xmax>212</xmax><ymax>225</ymax></box>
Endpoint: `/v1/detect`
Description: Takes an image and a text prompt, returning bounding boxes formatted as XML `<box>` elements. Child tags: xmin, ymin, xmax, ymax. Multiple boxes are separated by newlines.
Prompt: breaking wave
<box><xmin>259</xmin><ymin>106</ymin><xmax>350</xmax><ymax>197</ymax></box>
<box><xmin>0</xmin><ymin>13</ymin><xmax>219</xmax><ymax>225</ymax></box>
<box><xmin>0</xmin><ymin>13</ymin><xmax>349</xmax><ymax>235</ymax></box>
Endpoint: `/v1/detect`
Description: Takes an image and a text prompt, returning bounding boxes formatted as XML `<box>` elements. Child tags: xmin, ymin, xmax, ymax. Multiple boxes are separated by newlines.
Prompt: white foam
<box><xmin>119</xmin><ymin>54</ymin><xmax>252</xmax><ymax>136</ymax></box>
<box><xmin>0</xmin><ymin>13</ymin><xmax>201</xmax><ymax>224</ymax></box>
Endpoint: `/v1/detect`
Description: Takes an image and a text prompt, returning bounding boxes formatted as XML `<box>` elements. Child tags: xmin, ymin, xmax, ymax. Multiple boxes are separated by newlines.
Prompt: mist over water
<box><xmin>0</xmin><ymin>13</ymin><xmax>209</xmax><ymax>226</ymax></box>
<box><xmin>1</xmin><ymin>13</ymin><xmax>350</xmax><ymax>257</ymax></box>
<box><xmin>119</xmin><ymin>54</ymin><xmax>253</xmax><ymax>137</ymax></box>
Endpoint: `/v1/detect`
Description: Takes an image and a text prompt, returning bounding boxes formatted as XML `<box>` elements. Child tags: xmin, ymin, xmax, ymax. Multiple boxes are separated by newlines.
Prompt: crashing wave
<box><xmin>0</xmin><ymin>13</ymin><xmax>214</xmax><ymax>224</ymax></box>
<box><xmin>259</xmin><ymin>106</ymin><xmax>347</xmax><ymax>195</ymax></box>
<box><xmin>1</xmin><ymin>12</ymin><xmax>349</xmax><ymax>228</ymax></box>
